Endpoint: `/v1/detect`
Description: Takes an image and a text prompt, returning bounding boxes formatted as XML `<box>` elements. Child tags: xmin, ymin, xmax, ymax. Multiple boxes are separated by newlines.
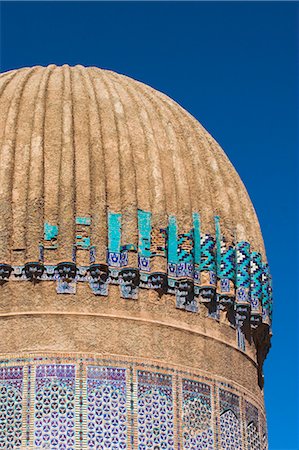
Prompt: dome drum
<box><xmin>0</xmin><ymin>208</ymin><xmax>272</xmax><ymax>361</ymax></box>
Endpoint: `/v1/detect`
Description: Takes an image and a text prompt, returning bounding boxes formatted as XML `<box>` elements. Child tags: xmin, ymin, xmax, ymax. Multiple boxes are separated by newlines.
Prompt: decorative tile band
<box><xmin>0</xmin><ymin>355</ymin><xmax>267</xmax><ymax>450</ymax></box>
<box><xmin>0</xmin><ymin>211</ymin><xmax>273</xmax><ymax>353</ymax></box>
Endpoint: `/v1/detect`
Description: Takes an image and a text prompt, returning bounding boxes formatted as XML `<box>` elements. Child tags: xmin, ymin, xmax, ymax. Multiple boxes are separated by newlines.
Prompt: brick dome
<box><xmin>0</xmin><ymin>64</ymin><xmax>265</xmax><ymax>262</ymax></box>
<box><xmin>0</xmin><ymin>65</ymin><xmax>272</xmax><ymax>450</ymax></box>
<box><xmin>0</xmin><ymin>64</ymin><xmax>272</xmax><ymax>329</ymax></box>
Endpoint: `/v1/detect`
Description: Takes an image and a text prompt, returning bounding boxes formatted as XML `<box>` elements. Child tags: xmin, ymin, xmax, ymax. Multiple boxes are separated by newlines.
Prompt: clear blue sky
<box><xmin>0</xmin><ymin>1</ymin><xmax>298</xmax><ymax>448</ymax></box>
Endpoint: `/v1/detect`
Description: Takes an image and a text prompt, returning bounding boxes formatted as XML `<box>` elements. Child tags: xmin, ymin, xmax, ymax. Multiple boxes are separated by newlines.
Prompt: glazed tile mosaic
<box><xmin>86</xmin><ymin>367</ymin><xmax>127</xmax><ymax>449</ymax></box>
<box><xmin>219</xmin><ymin>389</ymin><xmax>242</xmax><ymax>450</ymax></box>
<box><xmin>0</xmin><ymin>367</ymin><xmax>23</xmax><ymax>449</ymax></box>
<box><xmin>0</xmin><ymin>212</ymin><xmax>273</xmax><ymax>351</ymax></box>
<box><xmin>137</xmin><ymin>371</ymin><xmax>175</xmax><ymax>450</ymax></box>
<box><xmin>0</xmin><ymin>355</ymin><xmax>267</xmax><ymax>449</ymax></box>
<box><xmin>34</xmin><ymin>365</ymin><xmax>76</xmax><ymax>449</ymax></box>
<box><xmin>182</xmin><ymin>379</ymin><xmax>214</xmax><ymax>450</ymax></box>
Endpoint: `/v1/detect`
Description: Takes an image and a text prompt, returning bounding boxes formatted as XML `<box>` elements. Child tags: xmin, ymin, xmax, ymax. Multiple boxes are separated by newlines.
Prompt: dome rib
<box><xmin>56</xmin><ymin>65</ymin><xmax>76</xmax><ymax>262</ymax></box>
<box><xmin>11</xmin><ymin>67</ymin><xmax>42</xmax><ymax>261</ymax></box>
<box><xmin>109</xmin><ymin>71</ymin><xmax>166</xmax><ymax>224</ymax></box>
<box><xmin>73</xmin><ymin>67</ymin><xmax>92</xmax><ymax>221</ymax></box>
<box><xmin>26</xmin><ymin>66</ymin><xmax>52</xmax><ymax>262</ymax></box>
<box><xmin>148</xmin><ymin>83</ymin><xmax>215</xmax><ymax>228</ymax></box>
<box><xmin>149</xmin><ymin>89</ymin><xmax>194</xmax><ymax>229</ymax></box>
<box><xmin>80</xmin><ymin>66</ymin><xmax>108</xmax><ymax>263</ymax></box>
<box><xmin>110</xmin><ymin>72</ymin><xmax>154</xmax><ymax>215</ymax></box>
<box><xmin>95</xmin><ymin>70</ymin><xmax>121</xmax><ymax>215</ymax></box>
<box><xmin>43</xmin><ymin>66</ymin><xmax>63</xmax><ymax>264</ymax></box>
<box><xmin>72</xmin><ymin>66</ymin><xmax>92</xmax><ymax>266</ymax></box>
<box><xmin>129</xmin><ymin>76</ymin><xmax>180</xmax><ymax>222</ymax></box>
<box><xmin>103</xmin><ymin>70</ymin><xmax>139</xmax><ymax>258</ymax></box>
<box><xmin>144</xmin><ymin>86</ymin><xmax>192</xmax><ymax>228</ymax></box>
<box><xmin>142</xmin><ymin>80</ymin><xmax>217</xmax><ymax>233</ymax></box>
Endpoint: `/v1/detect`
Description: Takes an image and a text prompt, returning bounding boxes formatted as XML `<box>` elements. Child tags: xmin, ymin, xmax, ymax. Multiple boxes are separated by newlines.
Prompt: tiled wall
<box><xmin>0</xmin><ymin>355</ymin><xmax>267</xmax><ymax>449</ymax></box>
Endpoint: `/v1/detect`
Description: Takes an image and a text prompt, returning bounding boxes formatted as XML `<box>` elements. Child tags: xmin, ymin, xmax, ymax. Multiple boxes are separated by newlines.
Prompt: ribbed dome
<box><xmin>0</xmin><ymin>67</ymin><xmax>272</xmax><ymax>450</ymax></box>
<box><xmin>0</xmin><ymin>64</ymin><xmax>265</xmax><ymax>266</ymax></box>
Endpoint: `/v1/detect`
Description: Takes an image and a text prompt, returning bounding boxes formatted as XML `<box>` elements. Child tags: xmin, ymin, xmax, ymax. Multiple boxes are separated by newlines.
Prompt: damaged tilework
<box><xmin>192</xmin><ymin>212</ymin><xmax>201</xmax><ymax>286</ymax></box>
<box><xmin>0</xmin><ymin>211</ymin><xmax>273</xmax><ymax>348</ymax></box>
<box><xmin>0</xmin><ymin>356</ymin><xmax>267</xmax><ymax>450</ymax></box>
<box><xmin>108</xmin><ymin>212</ymin><xmax>122</xmax><ymax>267</ymax></box>
<box><xmin>76</xmin><ymin>217</ymin><xmax>91</xmax><ymax>249</ymax></box>
<box><xmin>138</xmin><ymin>209</ymin><xmax>151</xmax><ymax>272</ymax></box>
<box><xmin>43</xmin><ymin>223</ymin><xmax>58</xmax><ymax>249</ymax></box>
<box><xmin>177</xmin><ymin>231</ymin><xmax>194</xmax><ymax>278</ymax></box>
<box><xmin>261</xmin><ymin>263</ymin><xmax>272</xmax><ymax>326</ymax></box>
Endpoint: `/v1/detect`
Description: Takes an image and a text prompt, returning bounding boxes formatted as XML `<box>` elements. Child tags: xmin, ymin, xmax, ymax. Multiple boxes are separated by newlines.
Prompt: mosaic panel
<box><xmin>34</xmin><ymin>364</ymin><xmax>76</xmax><ymax>449</ymax></box>
<box><xmin>247</xmin><ymin>421</ymin><xmax>261</xmax><ymax>450</ymax></box>
<box><xmin>200</xmin><ymin>233</ymin><xmax>216</xmax><ymax>274</ymax></box>
<box><xmin>182</xmin><ymin>379</ymin><xmax>214</xmax><ymax>450</ymax></box>
<box><xmin>137</xmin><ymin>370</ymin><xmax>175</xmax><ymax>450</ymax></box>
<box><xmin>219</xmin><ymin>389</ymin><xmax>242</xmax><ymax>450</ymax></box>
<box><xmin>0</xmin><ymin>357</ymin><xmax>268</xmax><ymax>449</ymax></box>
<box><xmin>260</xmin><ymin>415</ymin><xmax>268</xmax><ymax>450</ymax></box>
<box><xmin>86</xmin><ymin>366</ymin><xmax>128</xmax><ymax>449</ymax></box>
<box><xmin>245</xmin><ymin>400</ymin><xmax>261</xmax><ymax>450</ymax></box>
<box><xmin>0</xmin><ymin>366</ymin><xmax>23</xmax><ymax>449</ymax></box>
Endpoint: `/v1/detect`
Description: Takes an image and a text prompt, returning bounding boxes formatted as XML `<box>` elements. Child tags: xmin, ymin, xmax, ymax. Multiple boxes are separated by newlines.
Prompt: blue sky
<box><xmin>1</xmin><ymin>1</ymin><xmax>298</xmax><ymax>448</ymax></box>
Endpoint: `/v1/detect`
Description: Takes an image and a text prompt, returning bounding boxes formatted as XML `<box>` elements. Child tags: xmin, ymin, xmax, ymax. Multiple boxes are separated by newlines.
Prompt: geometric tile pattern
<box><xmin>0</xmin><ymin>356</ymin><xmax>267</xmax><ymax>449</ymax></box>
<box><xmin>247</xmin><ymin>421</ymin><xmax>261</xmax><ymax>450</ymax></box>
<box><xmin>182</xmin><ymin>379</ymin><xmax>214</xmax><ymax>450</ymax></box>
<box><xmin>219</xmin><ymin>389</ymin><xmax>243</xmax><ymax>450</ymax></box>
<box><xmin>245</xmin><ymin>401</ymin><xmax>261</xmax><ymax>450</ymax></box>
<box><xmin>137</xmin><ymin>371</ymin><xmax>175</xmax><ymax>450</ymax></box>
<box><xmin>0</xmin><ymin>367</ymin><xmax>23</xmax><ymax>449</ymax></box>
<box><xmin>220</xmin><ymin>410</ymin><xmax>243</xmax><ymax>450</ymax></box>
<box><xmin>200</xmin><ymin>233</ymin><xmax>216</xmax><ymax>273</ymax></box>
<box><xmin>236</xmin><ymin>241</ymin><xmax>251</xmax><ymax>304</ymax></box>
<box><xmin>217</xmin><ymin>233</ymin><xmax>235</xmax><ymax>298</ymax></box>
<box><xmin>178</xmin><ymin>232</ymin><xmax>194</xmax><ymax>264</ymax></box>
<box><xmin>34</xmin><ymin>364</ymin><xmax>76</xmax><ymax>449</ymax></box>
<box><xmin>250</xmin><ymin>252</ymin><xmax>263</xmax><ymax>313</ymax></box>
<box><xmin>219</xmin><ymin>242</ymin><xmax>235</xmax><ymax>281</ymax></box>
<box><xmin>86</xmin><ymin>366</ymin><xmax>127</xmax><ymax>449</ymax></box>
